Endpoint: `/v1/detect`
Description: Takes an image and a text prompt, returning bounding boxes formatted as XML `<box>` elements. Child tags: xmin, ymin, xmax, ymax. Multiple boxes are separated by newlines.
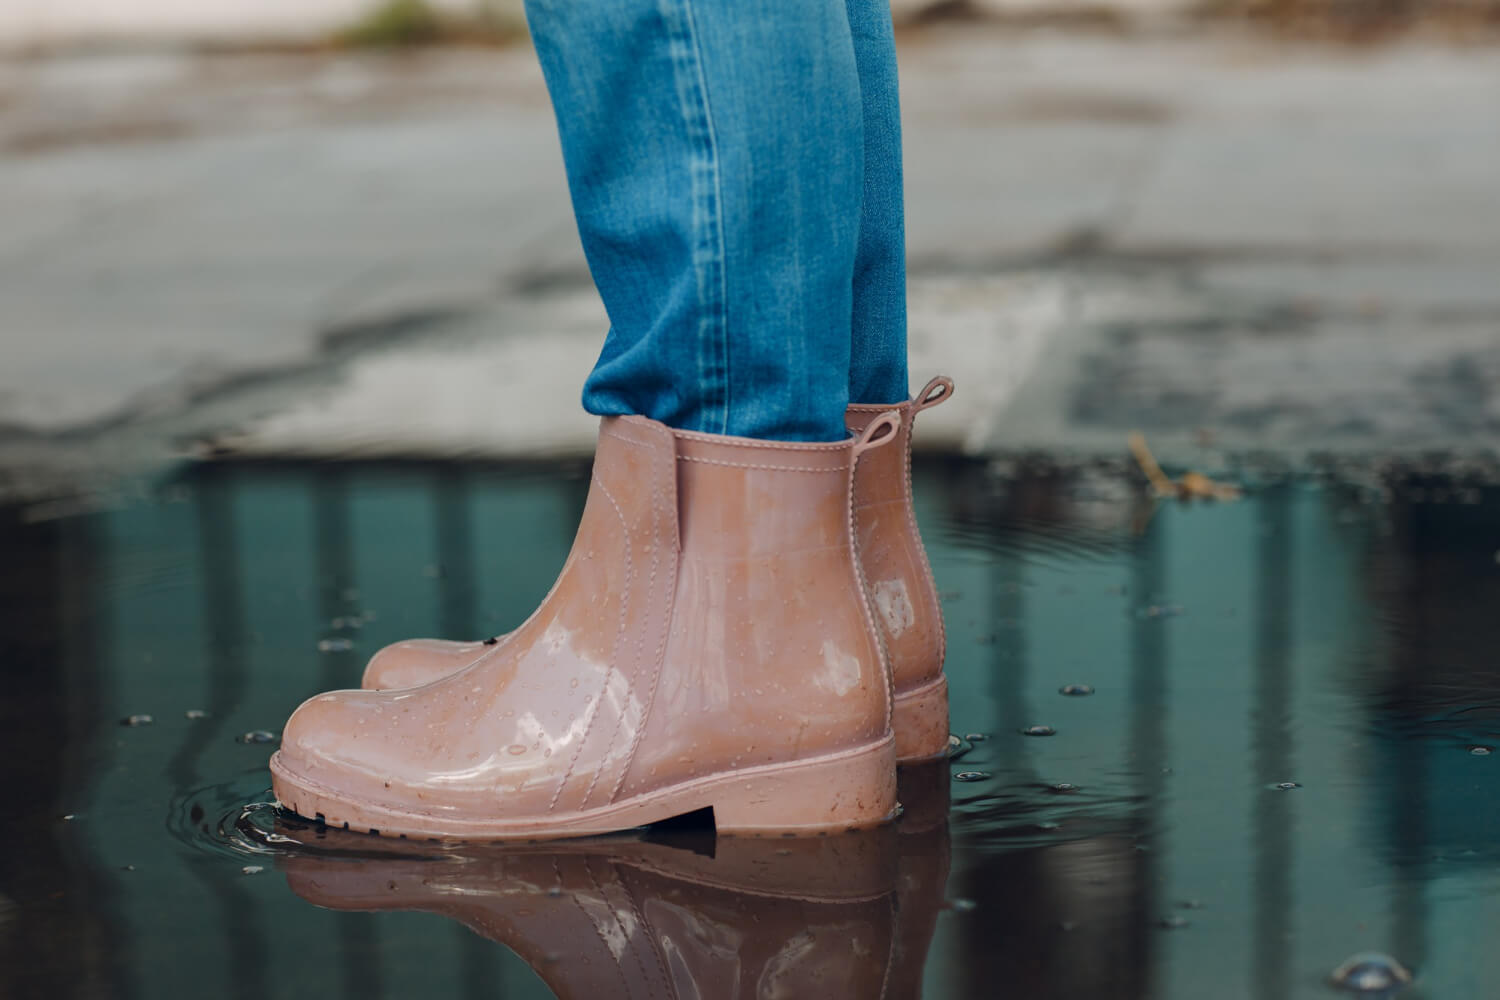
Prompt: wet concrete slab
<box><xmin>1</xmin><ymin>30</ymin><xmax>1498</xmax><ymax>497</ymax></box>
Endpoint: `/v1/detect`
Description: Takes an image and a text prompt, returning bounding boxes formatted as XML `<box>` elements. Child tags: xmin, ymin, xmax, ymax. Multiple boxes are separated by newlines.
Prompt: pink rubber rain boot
<box><xmin>845</xmin><ymin>376</ymin><xmax>952</xmax><ymax>762</ymax></box>
<box><xmin>270</xmin><ymin>412</ymin><xmax>902</xmax><ymax>840</ymax></box>
<box><xmin>362</xmin><ymin>377</ymin><xmax>956</xmax><ymax>761</ymax></box>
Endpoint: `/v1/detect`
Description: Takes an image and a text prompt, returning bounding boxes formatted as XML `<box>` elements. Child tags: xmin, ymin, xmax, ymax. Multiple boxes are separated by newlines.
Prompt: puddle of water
<box><xmin>4</xmin><ymin>458</ymin><xmax>1500</xmax><ymax>997</ymax></box>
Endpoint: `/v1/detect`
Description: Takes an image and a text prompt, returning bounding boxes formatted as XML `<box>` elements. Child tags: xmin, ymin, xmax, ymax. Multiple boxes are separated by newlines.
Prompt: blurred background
<box><xmin>1</xmin><ymin>0</ymin><xmax>1497</xmax><ymax>497</ymax></box>
<box><xmin>3</xmin><ymin>3</ymin><xmax>1500</xmax><ymax>999</ymax></box>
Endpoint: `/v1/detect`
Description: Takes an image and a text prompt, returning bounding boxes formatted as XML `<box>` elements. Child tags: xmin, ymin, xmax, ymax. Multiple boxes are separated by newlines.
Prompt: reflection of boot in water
<box><xmin>889</xmin><ymin>761</ymin><xmax>952</xmax><ymax>1000</ymax></box>
<box><xmin>281</xmin><ymin>828</ymin><xmax>901</xmax><ymax>999</ymax></box>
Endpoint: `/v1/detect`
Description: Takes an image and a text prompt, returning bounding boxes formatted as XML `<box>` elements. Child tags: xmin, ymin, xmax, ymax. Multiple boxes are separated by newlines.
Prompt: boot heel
<box><xmin>893</xmin><ymin>674</ymin><xmax>950</xmax><ymax>763</ymax></box>
<box><xmin>710</xmin><ymin>737</ymin><xmax>899</xmax><ymax>836</ymax></box>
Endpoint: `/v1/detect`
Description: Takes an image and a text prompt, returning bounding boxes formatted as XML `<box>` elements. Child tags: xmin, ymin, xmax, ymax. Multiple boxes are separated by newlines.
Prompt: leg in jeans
<box><xmin>845</xmin><ymin>0</ymin><xmax>910</xmax><ymax>406</ymax></box>
<box><xmin>525</xmin><ymin>0</ymin><xmax>865</xmax><ymax>442</ymax></box>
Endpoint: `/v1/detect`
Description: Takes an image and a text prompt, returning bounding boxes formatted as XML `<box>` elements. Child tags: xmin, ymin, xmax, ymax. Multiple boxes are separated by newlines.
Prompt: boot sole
<box><xmin>893</xmin><ymin>674</ymin><xmax>951</xmax><ymax>763</ymax></box>
<box><xmin>269</xmin><ymin>734</ymin><xmax>899</xmax><ymax>842</ymax></box>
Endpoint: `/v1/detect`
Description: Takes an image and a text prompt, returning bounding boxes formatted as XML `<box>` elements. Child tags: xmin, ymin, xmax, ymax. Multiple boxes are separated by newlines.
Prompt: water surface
<box><xmin>4</xmin><ymin>458</ymin><xmax>1499</xmax><ymax>997</ymax></box>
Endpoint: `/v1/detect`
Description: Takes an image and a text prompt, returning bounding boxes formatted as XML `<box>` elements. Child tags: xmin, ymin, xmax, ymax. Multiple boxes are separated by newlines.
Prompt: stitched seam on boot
<box><xmin>849</xmin><ymin>444</ymin><xmax>896</xmax><ymax>733</ymax></box>
<box><xmin>670</xmin><ymin>427</ymin><xmax>852</xmax><ymax>451</ymax></box>
<box><xmin>609</xmin><ymin>442</ymin><xmax>674</xmax><ymax>804</ymax></box>
<box><xmin>586</xmin><ymin>459</ymin><xmax>661</xmax><ymax>808</ymax></box>
<box><xmin>903</xmin><ymin>401</ymin><xmax>947</xmax><ymax>669</ymax></box>
<box><xmin>677</xmin><ymin>456</ymin><xmax>844</xmax><ymax>473</ymax></box>
<box><xmin>551</xmin><ymin>476</ymin><xmax>632</xmax><ymax>813</ymax></box>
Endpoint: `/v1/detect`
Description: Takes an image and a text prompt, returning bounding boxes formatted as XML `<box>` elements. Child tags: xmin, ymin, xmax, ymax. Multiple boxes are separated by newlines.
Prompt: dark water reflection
<box><xmin>3</xmin><ymin>458</ymin><xmax>1499</xmax><ymax>998</ymax></box>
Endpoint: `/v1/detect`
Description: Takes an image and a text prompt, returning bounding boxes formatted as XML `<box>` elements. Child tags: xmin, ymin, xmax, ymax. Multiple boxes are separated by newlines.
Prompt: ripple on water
<box><xmin>168</xmin><ymin>774</ymin><xmax>457</xmax><ymax>863</ymax></box>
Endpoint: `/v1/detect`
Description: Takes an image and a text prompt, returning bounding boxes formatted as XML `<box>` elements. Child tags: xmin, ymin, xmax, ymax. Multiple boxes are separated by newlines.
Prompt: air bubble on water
<box><xmin>1158</xmin><ymin>915</ymin><xmax>1190</xmax><ymax>930</ymax></box>
<box><xmin>121</xmin><ymin>714</ymin><xmax>153</xmax><ymax>727</ymax></box>
<box><xmin>1271</xmin><ymin>781</ymin><xmax>1301</xmax><ymax>790</ymax></box>
<box><xmin>317</xmin><ymin>638</ymin><xmax>354</xmax><ymax>653</ymax></box>
<box><xmin>1036</xmin><ymin>821</ymin><xmax>1062</xmax><ymax>831</ymax></box>
<box><xmin>1469</xmin><ymin>745</ymin><xmax>1492</xmax><ymax>756</ymax></box>
<box><xmin>1178</xmin><ymin>899</ymin><xmax>1205</xmax><ymax>910</ymax></box>
<box><xmin>953</xmin><ymin>771</ymin><xmax>991</xmax><ymax>782</ymax></box>
<box><xmin>947</xmin><ymin>898</ymin><xmax>977</xmax><ymax>912</ymax></box>
<box><xmin>1059</xmin><ymin>684</ymin><xmax>1095</xmax><ymax>696</ymax></box>
<box><xmin>1050</xmin><ymin>782</ymin><xmax>1080</xmax><ymax>793</ymax></box>
<box><xmin>241</xmin><ymin>865</ymin><xmax>264</xmax><ymax>875</ymax></box>
<box><xmin>238</xmin><ymin>730</ymin><xmax>277</xmax><ymax>744</ymax></box>
<box><xmin>185</xmin><ymin>709</ymin><xmax>208</xmax><ymax>720</ymax></box>
<box><xmin>1329</xmin><ymin>952</ymin><xmax>1412</xmax><ymax>993</ymax></box>
<box><xmin>61</xmin><ymin>814</ymin><xmax>75</xmax><ymax>821</ymax></box>
<box><xmin>1021</xmin><ymin>725</ymin><xmax>1057</xmax><ymax>737</ymax></box>
<box><xmin>964</xmin><ymin>733</ymin><xmax>987</xmax><ymax>742</ymax></box>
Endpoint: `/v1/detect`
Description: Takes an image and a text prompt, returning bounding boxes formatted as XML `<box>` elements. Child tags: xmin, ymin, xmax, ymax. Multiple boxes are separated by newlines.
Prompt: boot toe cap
<box><xmin>361</xmin><ymin>638</ymin><xmax>491</xmax><ymax>690</ymax></box>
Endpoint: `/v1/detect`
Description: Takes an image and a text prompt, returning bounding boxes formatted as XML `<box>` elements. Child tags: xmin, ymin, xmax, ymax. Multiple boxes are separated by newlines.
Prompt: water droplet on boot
<box><xmin>1022</xmin><ymin>725</ymin><xmax>1057</xmax><ymax>737</ymax></box>
<box><xmin>507</xmin><ymin>744</ymin><xmax>527</xmax><ymax>756</ymax></box>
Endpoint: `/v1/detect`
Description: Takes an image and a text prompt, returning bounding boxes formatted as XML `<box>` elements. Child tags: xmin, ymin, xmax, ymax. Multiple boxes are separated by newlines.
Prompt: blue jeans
<box><xmin>524</xmin><ymin>0</ymin><xmax>909</xmax><ymax>442</ymax></box>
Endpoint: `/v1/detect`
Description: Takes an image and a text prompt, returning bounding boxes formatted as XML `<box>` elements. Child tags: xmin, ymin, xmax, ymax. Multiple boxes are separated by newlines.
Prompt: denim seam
<box><xmin>661</xmin><ymin>0</ymin><xmax>729</xmax><ymax>435</ymax></box>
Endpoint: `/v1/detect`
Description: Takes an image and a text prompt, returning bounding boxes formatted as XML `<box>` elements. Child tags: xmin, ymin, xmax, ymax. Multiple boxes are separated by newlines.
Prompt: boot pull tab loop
<box><xmin>914</xmin><ymin>375</ymin><xmax>954</xmax><ymax>414</ymax></box>
<box><xmin>851</xmin><ymin>409</ymin><xmax>902</xmax><ymax>459</ymax></box>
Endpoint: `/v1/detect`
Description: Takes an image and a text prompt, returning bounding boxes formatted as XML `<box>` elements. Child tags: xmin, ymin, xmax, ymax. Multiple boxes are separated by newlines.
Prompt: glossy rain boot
<box><xmin>279</xmin><ymin>828</ymin><xmax>899</xmax><ymax>999</ymax></box>
<box><xmin>270</xmin><ymin>412</ymin><xmax>902</xmax><ymax>840</ymax></box>
<box><xmin>361</xmin><ymin>377</ymin><xmax>956</xmax><ymax>762</ymax></box>
<box><xmin>844</xmin><ymin>376</ymin><xmax>953</xmax><ymax>762</ymax></box>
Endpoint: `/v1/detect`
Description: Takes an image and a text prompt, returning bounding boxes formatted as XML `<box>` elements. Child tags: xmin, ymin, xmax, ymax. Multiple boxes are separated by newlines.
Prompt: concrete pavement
<box><xmin>2</xmin><ymin>29</ymin><xmax>1498</xmax><ymax>498</ymax></box>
